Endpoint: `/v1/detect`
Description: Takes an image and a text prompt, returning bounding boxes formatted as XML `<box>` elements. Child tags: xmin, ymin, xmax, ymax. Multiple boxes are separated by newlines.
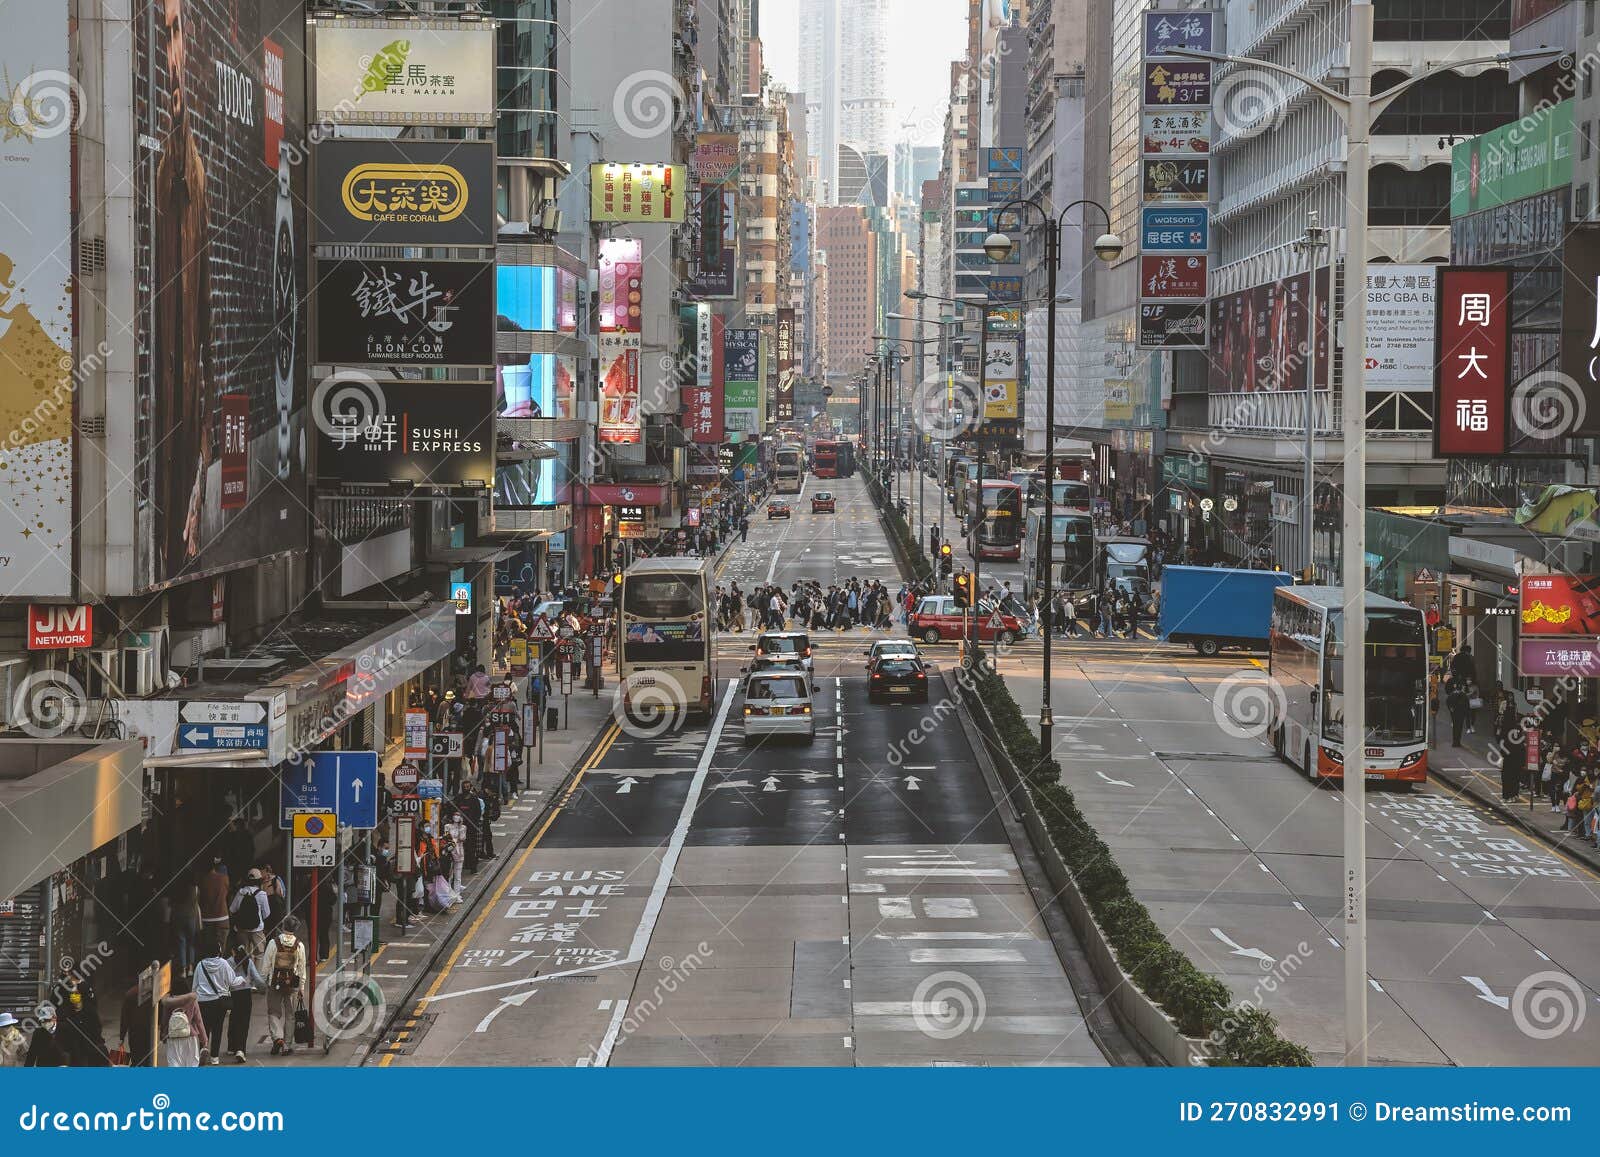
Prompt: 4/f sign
<box><xmin>27</xmin><ymin>604</ymin><xmax>92</xmax><ymax>649</ymax></box>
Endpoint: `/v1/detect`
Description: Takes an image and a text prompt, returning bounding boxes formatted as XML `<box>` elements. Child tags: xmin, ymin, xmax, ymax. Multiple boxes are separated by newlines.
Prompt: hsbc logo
<box><xmin>27</xmin><ymin>605</ymin><xmax>93</xmax><ymax>650</ymax></box>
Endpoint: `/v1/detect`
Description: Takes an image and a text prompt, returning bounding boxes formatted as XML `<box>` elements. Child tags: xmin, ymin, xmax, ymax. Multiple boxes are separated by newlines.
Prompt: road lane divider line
<box><xmin>374</xmin><ymin>720</ymin><xmax>621</xmax><ymax>1066</ymax></box>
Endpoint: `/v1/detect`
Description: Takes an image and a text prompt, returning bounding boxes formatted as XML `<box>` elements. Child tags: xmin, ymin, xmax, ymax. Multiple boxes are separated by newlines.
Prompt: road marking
<box><xmin>1096</xmin><ymin>771</ymin><xmax>1135</xmax><ymax>787</ymax></box>
<box><xmin>876</xmin><ymin>931</ymin><xmax>1030</xmax><ymax>941</ymax></box>
<box><xmin>591</xmin><ymin>999</ymin><xmax>632</xmax><ymax>1066</ymax></box>
<box><xmin>474</xmin><ymin>988</ymin><xmax>536</xmax><ymax>1033</ymax></box>
<box><xmin>849</xmin><ymin>882</ymin><xmax>886</xmax><ymax>893</ymax></box>
<box><xmin>1462</xmin><ymin>975</ymin><xmax>1510</xmax><ymax>1009</ymax></box>
<box><xmin>877</xmin><ymin>897</ymin><xmax>914</xmax><ymax>919</ymax></box>
<box><xmin>909</xmin><ymin>947</ymin><xmax>1026</xmax><ymax>963</ymax></box>
<box><xmin>379</xmin><ymin>720</ymin><xmax>622</xmax><ymax>1067</ymax></box>
<box><xmin>1210</xmin><ymin>928</ymin><xmax>1275</xmax><ymax>966</ymax></box>
<box><xmin>598</xmin><ymin>999</ymin><xmax>613</xmax><ymax>1010</ymax></box>
<box><xmin>1369</xmin><ymin>979</ymin><xmax>1384</xmax><ymax>994</ymax></box>
<box><xmin>866</xmin><ymin>867</ymin><xmax>1011</xmax><ymax>878</ymax></box>
<box><xmin>369</xmin><ymin>973</ymin><xmax>410</xmax><ymax>979</ymax></box>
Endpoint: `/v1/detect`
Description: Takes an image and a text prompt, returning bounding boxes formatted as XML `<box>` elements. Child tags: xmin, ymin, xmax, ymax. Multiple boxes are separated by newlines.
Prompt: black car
<box><xmin>868</xmin><ymin>657</ymin><xmax>930</xmax><ymax>703</ymax></box>
<box><xmin>768</xmin><ymin>502</ymin><xmax>791</xmax><ymax>520</ymax></box>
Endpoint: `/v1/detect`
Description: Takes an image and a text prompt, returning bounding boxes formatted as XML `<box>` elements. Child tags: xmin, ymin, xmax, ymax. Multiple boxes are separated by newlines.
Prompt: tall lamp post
<box><xmin>982</xmin><ymin>200</ymin><xmax>1122</xmax><ymax>761</ymax></box>
<box><xmin>894</xmin><ymin>308</ymin><xmax>963</xmax><ymax>549</ymax></box>
<box><xmin>1170</xmin><ymin>12</ymin><xmax>1557</xmax><ymax>1065</ymax></box>
<box><xmin>880</xmin><ymin>323</ymin><xmax>946</xmax><ymax>550</ymax></box>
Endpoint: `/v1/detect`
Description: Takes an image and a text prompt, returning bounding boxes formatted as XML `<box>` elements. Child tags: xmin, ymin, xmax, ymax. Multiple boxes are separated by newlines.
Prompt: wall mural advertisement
<box><xmin>1207</xmin><ymin>269</ymin><xmax>1330</xmax><ymax>392</ymax></box>
<box><xmin>598</xmin><ymin>239</ymin><xmax>642</xmax><ymax>443</ymax></box>
<box><xmin>315</xmin><ymin>258</ymin><xmax>493</xmax><ymax>365</ymax></box>
<box><xmin>136</xmin><ymin>0</ymin><xmax>310</xmax><ymax>588</ymax></box>
<box><xmin>0</xmin><ymin>8</ymin><xmax>74</xmax><ymax>596</ymax></box>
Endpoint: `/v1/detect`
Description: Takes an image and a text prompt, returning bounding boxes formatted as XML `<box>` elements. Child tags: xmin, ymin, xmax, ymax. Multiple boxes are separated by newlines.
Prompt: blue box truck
<box><xmin>1157</xmin><ymin>566</ymin><xmax>1295</xmax><ymax>656</ymax></box>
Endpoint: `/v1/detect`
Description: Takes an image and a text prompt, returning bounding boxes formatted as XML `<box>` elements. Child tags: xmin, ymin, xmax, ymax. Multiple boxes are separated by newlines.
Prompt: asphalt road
<box><xmin>994</xmin><ymin>643</ymin><xmax>1600</xmax><ymax>1065</ymax></box>
<box><xmin>387</xmin><ymin>472</ymin><xmax>1108</xmax><ymax>1067</ymax></box>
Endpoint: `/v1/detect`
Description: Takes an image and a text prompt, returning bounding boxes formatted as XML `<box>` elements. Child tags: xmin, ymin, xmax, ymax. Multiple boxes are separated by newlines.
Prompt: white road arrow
<box><xmin>615</xmin><ymin>777</ymin><xmax>639</xmax><ymax>795</ymax></box>
<box><xmin>1209</xmin><ymin>928</ymin><xmax>1276</xmax><ymax>967</ymax></box>
<box><xmin>474</xmin><ymin>988</ymin><xmax>537</xmax><ymax>1033</ymax></box>
<box><xmin>761</xmin><ymin>775</ymin><xmax>782</xmax><ymax>792</ymax></box>
<box><xmin>1096</xmin><ymin>771</ymin><xmax>1135</xmax><ymax>787</ymax></box>
<box><xmin>1462</xmin><ymin>975</ymin><xmax>1510</xmax><ymax>1009</ymax></box>
<box><xmin>903</xmin><ymin>776</ymin><xmax>922</xmax><ymax>791</ymax></box>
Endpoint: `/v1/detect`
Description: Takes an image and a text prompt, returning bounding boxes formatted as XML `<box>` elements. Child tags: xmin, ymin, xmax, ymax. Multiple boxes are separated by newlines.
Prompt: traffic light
<box><xmin>612</xmin><ymin>571</ymin><xmax>623</xmax><ymax>588</ymax></box>
<box><xmin>953</xmin><ymin>571</ymin><xmax>973</xmax><ymax>609</ymax></box>
<box><xmin>938</xmin><ymin>541</ymin><xmax>953</xmax><ymax>577</ymax></box>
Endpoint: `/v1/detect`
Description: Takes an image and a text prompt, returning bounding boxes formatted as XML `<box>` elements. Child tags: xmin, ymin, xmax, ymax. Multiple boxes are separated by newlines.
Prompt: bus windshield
<box><xmin>1323</xmin><ymin>610</ymin><xmax>1427</xmax><ymax>745</ymax></box>
<box><xmin>623</xmin><ymin>575</ymin><xmax>700</xmax><ymax>618</ymax></box>
<box><xmin>1049</xmin><ymin>480</ymin><xmax>1091</xmax><ymax>509</ymax></box>
<box><xmin>977</xmin><ymin>486</ymin><xmax>1023</xmax><ymax>546</ymax></box>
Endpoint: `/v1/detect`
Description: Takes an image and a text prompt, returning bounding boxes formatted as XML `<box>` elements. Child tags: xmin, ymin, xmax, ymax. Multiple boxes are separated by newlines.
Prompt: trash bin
<box><xmin>546</xmin><ymin>706</ymin><xmax>559</xmax><ymax>731</ymax></box>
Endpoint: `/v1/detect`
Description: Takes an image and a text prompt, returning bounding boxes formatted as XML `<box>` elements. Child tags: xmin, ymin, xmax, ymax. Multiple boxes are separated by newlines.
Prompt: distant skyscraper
<box><xmin>801</xmin><ymin>0</ymin><xmax>889</xmax><ymax>204</ymax></box>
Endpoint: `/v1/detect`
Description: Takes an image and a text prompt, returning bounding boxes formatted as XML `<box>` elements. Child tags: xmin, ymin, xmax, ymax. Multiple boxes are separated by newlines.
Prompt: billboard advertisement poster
<box><xmin>1207</xmin><ymin>270</ymin><xmax>1331</xmax><ymax>392</ymax></box>
<box><xmin>496</xmin><ymin>351</ymin><xmax>557</xmax><ymax>419</ymax></box>
<box><xmin>1144</xmin><ymin>10</ymin><xmax>1214</xmax><ymax>55</ymax></box>
<box><xmin>314</xmin><ymin>378</ymin><xmax>493</xmax><ymax>493</ymax></box>
<box><xmin>1142</xmin><ymin>110</ymin><xmax>1211</xmax><ymax>155</ymax></box>
<box><xmin>1143</xmin><ymin>157</ymin><xmax>1210</xmax><ymax>200</ymax></box>
<box><xmin>598</xmin><ymin>239</ymin><xmax>643</xmax><ymax>333</ymax></box>
<box><xmin>690</xmin><ymin>132</ymin><xmax>741</xmax><ymax>184</ymax></box>
<box><xmin>986</xmin><ymin>147</ymin><xmax>1023</xmax><ymax>174</ymax></box>
<box><xmin>1520</xmin><ymin>638</ymin><xmax>1600</xmax><ymax>677</ymax></box>
<box><xmin>590</xmin><ymin>162</ymin><xmax>686</xmax><ymax>223</ymax></box>
<box><xmin>983</xmin><ymin>339</ymin><xmax>1019</xmax><ymax>421</ymax></box>
<box><xmin>311</xmin><ymin>19</ymin><xmax>495</xmax><ymax>126</ymax></box>
<box><xmin>1140</xmin><ymin>254</ymin><xmax>1208</xmax><ymax>301</ymax></box>
<box><xmin>220</xmin><ymin>395</ymin><xmax>250</xmax><ymax>511</ymax></box>
<box><xmin>1518</xmin><ymin>574</ymin><xmax>1600</xmax><ymax>636</ymax></box>
<box><xmin>316</xmin><ymin>258</ymin><xmax>493</xmax><ymax>365</ymax></box>
<box><xmin>0</xmin><ymin>7</ymin><xmax>73</xmax><ymax>596</ymax></box>
<box><xmin>1434</xmin><ymin>267</ymin><xmax>1512</xmax><ymax>457</ymax></box>
<box><xmin>1140</xmin><ymin>206</ymin><xmax>1208</xmax><ymax>252</ymax></box>
<box><xmin>1138</xmin><ymin>303</ymin><xmax>1208</xmax><ymax>350</ymax></box>
<box><xmin>137</xmin><ymin>0</ymin><xmax>310</xmax><ymax>589</ymax></box>
<box><xmin>1559</xmin><ymin>224</ymin><xmax>1600</xmax><ymax>436</ymax></box>
<box><xmin>1365</xmin><ymin>265</ymin><xmax>1437</xmax><ymax>391</ymax></box>
<box><xmin>1143</xmin><ymin>61</ymin><xmax>1211</xmax><ymax>107</ymax></box>
<box><xmin>598</xmin><ymin>334</ymin><xmax>642</xmax><ymax>443</ymax></box>
<box><xmin>685</xmin><ymin>186</ymin><xmax>736</xmax><ymax>300</ymax></box>
<box><xmin>1450</xmin><ymin>100</ymin><xmax>1572</xmax><ymax>217</ymax></box>
<box><xmin>314</xmin><ymin>138</ymin><xmax>494</xmax><ymax>246</ymax></box>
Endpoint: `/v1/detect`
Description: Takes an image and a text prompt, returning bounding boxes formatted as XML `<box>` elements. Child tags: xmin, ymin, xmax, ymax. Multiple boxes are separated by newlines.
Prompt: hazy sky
<box><xmin>758</xmin><ymin>0</ymin><xmax>970</xmax><ymax>147</ymax></box>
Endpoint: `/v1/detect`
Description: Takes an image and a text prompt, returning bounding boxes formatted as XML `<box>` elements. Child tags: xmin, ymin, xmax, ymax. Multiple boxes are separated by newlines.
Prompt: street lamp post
<box><xmin>895</xmin><ymin>309</ymin><xmax>963</xmax><ymax>550</ymax></box>
<box><xmin>1171</xmin><ymin>11</ymin><xmax>1557</xmax><ymax>1066</ymax></box>
<box><xmin>1292</xmin><ymin>213</ymin><xmax>1326</xmax><ymax>580</ymax></box>
<box><xmin>983</xmin><ymin>200</ymin><xmax>1123</xmax><ymax>760</ymax></box>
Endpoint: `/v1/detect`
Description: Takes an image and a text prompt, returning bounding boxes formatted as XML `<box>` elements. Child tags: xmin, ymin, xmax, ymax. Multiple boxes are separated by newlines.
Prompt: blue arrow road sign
<box><xmin>280</xmin><ymin>758</ymin><xmax>340</xmax><ymax>828</ymax></box>
<box><xmin>179</xmin><ymin>723</ymin><xmax>268</xmax><ymax>750</ymax></box>
<box><xmin>329</xmin><ymin>751</ymin><xmax>381</xmax><ymax>830</ymax></box>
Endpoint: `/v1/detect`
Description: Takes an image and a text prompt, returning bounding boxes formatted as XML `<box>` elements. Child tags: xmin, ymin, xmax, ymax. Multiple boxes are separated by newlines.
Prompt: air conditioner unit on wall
<box><xmin>85</xmin><ymin>647</ymin><xmax>122</xmax><ymax>699</ymax></box>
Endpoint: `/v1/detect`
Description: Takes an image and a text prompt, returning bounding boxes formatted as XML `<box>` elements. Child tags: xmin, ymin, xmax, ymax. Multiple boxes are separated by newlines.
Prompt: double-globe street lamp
<box><xmin>1166</xmin><ymin>5</ymin><xmax>1559</xmax><ymax>1064</ymax></box>
<box><xmin>980</xmin><ymin>200</ymin><xmax>1122</xmax><ymax>759</ymax></box>
<box><xmin>878</xmin><ymin>323</ymin><xmax>947</xmax><ymax>558</ymax></box>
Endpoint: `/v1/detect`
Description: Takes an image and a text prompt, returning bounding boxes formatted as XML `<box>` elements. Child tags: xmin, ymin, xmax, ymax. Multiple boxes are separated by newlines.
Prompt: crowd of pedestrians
<box><xmin>715</xmin><ymin>578</ymin><xmax>900</xmax><ymax>633</ymax></box>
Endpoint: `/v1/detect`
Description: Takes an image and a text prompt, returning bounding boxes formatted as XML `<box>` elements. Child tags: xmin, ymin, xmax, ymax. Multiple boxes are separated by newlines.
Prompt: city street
<box><xmin>383</xmin><ymin>474</ymin><xmax>1110</xmax><ymax>1066</ymax></box>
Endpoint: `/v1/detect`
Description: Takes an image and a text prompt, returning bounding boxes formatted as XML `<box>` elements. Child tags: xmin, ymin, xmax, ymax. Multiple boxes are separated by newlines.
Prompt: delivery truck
<box><xmin>1158</xmin><ymin>566</ymin><xmax>1296</xmax><ymax>656</ymax></box>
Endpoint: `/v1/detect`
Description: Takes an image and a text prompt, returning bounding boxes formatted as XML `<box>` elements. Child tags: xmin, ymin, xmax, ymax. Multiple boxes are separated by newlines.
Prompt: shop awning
<box><xmin>1</xmin><ymin>739</ymin><xmax>145</xmax><ymax>899</ymax></box>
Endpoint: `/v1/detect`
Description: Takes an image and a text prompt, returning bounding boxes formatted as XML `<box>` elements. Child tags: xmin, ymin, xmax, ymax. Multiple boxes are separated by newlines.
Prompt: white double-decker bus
<box><xmin>773</xmin><ymin>443</ymin><xmax>804</xmax><ymax>494</ymax></box>
<box><xmin>618</xmin><ymin>557</ymin><xmax>718</xmax><ymax>719</ymax></box>
<box><xmin>1268</xmin><ymin>586</ymin><xmax>1428</xmax><ymax>785</ymax></box>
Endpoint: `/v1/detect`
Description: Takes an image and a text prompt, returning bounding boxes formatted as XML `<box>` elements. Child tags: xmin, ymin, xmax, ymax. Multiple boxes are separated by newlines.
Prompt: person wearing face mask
<box><xmin>50</xmin><ymin>962</ymin><xmax>108</xmax><ymax>1067</ymax></box>
<box><xmin>24</xmin><ymin>1005</ymin><xmax>69</xmax><ymax>1067</ymax></box>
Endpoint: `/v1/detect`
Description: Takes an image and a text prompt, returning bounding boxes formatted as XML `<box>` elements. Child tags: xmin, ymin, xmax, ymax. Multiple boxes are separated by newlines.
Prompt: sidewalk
<box><xmin>227</xmin><ymin>682</ymin><xmax>621</xmax><ymax>1067</ymax></box>
<box><xmin>1427</xmin><ymin>730</ymin><xmax>1600</xmax><ymax>874</ymax></box>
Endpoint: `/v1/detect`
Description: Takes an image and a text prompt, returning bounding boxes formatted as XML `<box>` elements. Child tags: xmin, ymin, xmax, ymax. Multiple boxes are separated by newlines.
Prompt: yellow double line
<box><xmin>377</xmin><ymin>721</ymin><xmax>621</xmax><ymax>1066</ymax></box>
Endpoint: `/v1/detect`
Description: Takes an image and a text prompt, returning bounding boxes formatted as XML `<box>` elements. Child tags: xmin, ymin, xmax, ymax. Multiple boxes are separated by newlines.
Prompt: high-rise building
<box><xmin>801</xmin><ymin>0</ymin><xmax>891</xmax><ymax>203</ymax></box>
<box><xmin>818</xmin><ymin>205</ymin><xmax>880</xmax><ymax>383</ymax></box>
<box><xmin>799</xmin><ymin>0</ymin><xmax>840</xmax><ymax>202</ymax></box>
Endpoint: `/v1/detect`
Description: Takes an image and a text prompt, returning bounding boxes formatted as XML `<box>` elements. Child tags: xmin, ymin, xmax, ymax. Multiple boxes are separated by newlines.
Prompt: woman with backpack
<box><xmin>228</xmin><ymin>868</ymin><xmax>270</xmax><ymax>960</ymax></box>
<box><xmin>261</xmin><ymin>917</ymin><xmax>308</xmax><ymax>1056</ymax></box>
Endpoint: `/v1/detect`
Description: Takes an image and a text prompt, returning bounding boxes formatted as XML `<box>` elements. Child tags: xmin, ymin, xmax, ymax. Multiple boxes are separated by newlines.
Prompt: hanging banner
<box><xmin>598</xmin><ymin>334</ymin><xmax>642</xmax><ymax>444</ymax></box>
<box><xmin>683</xmin><ymin>308</ymin><xmax>724</xmax><ymax>444</ymax></box>
<box><xmin>598</xmin><ymin>238</ymin><xmax>643</xmax><ymax>333</ymax></box>
<box><xmin>589</xmin><ymin>162</ymin><xmax>686</xmax><ymax>223</ymax></box>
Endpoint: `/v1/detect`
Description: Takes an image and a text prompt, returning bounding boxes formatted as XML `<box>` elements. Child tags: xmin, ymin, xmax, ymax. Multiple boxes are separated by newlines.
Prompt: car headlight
<box><xmin>1319</xmin><ymin>745</ymin><xmax>1343</xmax><ymax>764</ymax></box>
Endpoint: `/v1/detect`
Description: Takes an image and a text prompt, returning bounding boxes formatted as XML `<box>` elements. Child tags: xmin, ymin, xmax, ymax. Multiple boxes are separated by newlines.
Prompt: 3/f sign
<box><xmin>27</xmin><ymin>604</ymin><xmax>92</xmax><ymax>650</ymax></box>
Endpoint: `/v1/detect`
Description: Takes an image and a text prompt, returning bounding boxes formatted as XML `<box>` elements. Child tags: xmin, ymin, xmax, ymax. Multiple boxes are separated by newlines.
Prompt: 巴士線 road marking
<box><xmin>376</xmin><ymin>719</ymin><xmax>622</xmax><ymax>1067</ymax></box>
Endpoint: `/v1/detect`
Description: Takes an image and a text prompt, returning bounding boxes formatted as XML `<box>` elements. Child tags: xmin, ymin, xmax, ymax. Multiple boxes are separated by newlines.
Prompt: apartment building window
<box><xmin>1372</xmin><ymin>0</ymin><xmax>1509</xmax><ymax>41</ymax></box>
<box><xmin>1585</xmin><ymin>121</ymin><xmax>1594</xmax><ymax>162</ymax></box>
<box><xmin>1371</xmin><ymin>70</ymin><xmax>1516</xmax><ymax>136</ymax></box>
<box><xmin>1368</xmin><ymin>163</ymin><xmax>1451</xmax><ymax>226</ymax></box>
<box><xmin>1578</xmin><ymin>184</ymin><xmax>1592</xmax><ymax>222</ymax></box>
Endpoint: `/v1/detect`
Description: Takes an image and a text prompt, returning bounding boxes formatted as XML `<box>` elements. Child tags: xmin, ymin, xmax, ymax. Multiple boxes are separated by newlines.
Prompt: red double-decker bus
<box><xmin>967</xmin><ymin>479</ymin><xmax>1025</xmax><ymax>561</ymax></box>
<box><xmin>813</xmin><ymin>441</ymin><xmax>839</xmax><ymax>478</ymax></box>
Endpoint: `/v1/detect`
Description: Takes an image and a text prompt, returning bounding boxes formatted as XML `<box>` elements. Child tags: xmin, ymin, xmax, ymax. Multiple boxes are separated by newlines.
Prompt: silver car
<box><xmin>741</xmin><ymin>671</ymin><xmax>815</xmax><ymax>742</ymax></box>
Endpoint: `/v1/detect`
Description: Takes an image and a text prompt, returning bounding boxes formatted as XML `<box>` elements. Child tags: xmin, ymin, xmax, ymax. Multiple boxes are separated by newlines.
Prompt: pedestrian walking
<box><xmin>162</xmin><ymin>1007</ymin><xmax>201</xmax><ymax>1068</ymax></box>
<box><xmin>226</xmin><ymin>942</ymin><xmax>265</xmax><ymax>1063</ymax></box>
<box><xmin>197</xmin><ymin>857</ymin><xmax>231</xmax><ymax>955</ymax></box>
<box><xmin>0</xmin><ymin>1013</ymin><xmax>26</xmax><ymax>1067</ymax></box>
<box><xmin>23</xmin><ymin>1005</ymin><xmax>69</xmax><ymax>1067</ymax></box>
<box><xmin>171</xmin><ymin>878</ymin><xmax>202</xmax><ymax>978</ymax></box>
<box><xmin>229</xmin><ymin>867</ymin><xmax>269</xmax><ymax>960</ymax></box>
<box><xmin>262</xmin><ymin>918</ymin><xmax>308</xmax><ymax>1056</ymax></box>
<box><xmin>192</xmin><ymin>946</ymin><xmax>236</xmax><ymax>1064</ymax></box>
<box><xmin>445</xmin><ymin>809</ymin><xmax>467</xmax><ymax>905</ymax></box>
<box><xmin>50</xmin><ymin>961</ymin><xmax>107</xmax><ymax>1067</ymax></box>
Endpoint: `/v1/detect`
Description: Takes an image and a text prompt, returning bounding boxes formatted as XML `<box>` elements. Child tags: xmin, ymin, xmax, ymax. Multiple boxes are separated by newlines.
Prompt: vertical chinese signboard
<box><xmin>1138</xmin><ymin>10</ymin><xmax>1214</xmax><ymax>350</ymax></box>
<box><xmin>682</xmin><ymin>305</ymin><xmax>724</xmax><ymax>444</ymax></box>
<box><xmin>723</xmin><ymin>328</ymin><xmax>760</xmax><ymax>437</ymax></box>
<box><xmin>775</xmin><ymin>309</ymin><xmax>795</xmax><ymax>422</ymax></box>
<box><xmin>598</xmin><ymin>238</ymin><xmax>642</xmax><ymax>443</ymax></box>
<box><xmin>1434</xmin><ymin>268</ymin><xmax>1512</xmax><ymax>456</ymax></box>
<box><xmin>1560</xmin><ymin>224</ymin><xmax>1600</xmax><ymax>436</ymax></box>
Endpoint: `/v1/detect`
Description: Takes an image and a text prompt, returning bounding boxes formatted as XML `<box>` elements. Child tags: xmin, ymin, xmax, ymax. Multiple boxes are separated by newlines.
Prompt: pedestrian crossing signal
<box><xmin>953</xmin><ymin>571</ymin><xmax>973</xmax><ymax>609</ymax></box>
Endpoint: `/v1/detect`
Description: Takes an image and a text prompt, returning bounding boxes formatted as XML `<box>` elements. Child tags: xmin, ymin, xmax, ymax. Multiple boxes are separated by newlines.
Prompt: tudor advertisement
<box><xmin>135</xmin><ymin>0</ymin><xmax>310</xmax><ymax>589</ymax></box>
<box><xmin>314</xmin><ymin>377</ymin><xmax>493</xmax><ymax>493</ymax></box>
<box><xmin>315</xmin><ymin>258</ymin><xmax>494</xmax><ymax>365</ymax></box>
<box><xmin>314</xmin><ymin>138</ymin><xmax>495</xmax><ymax>246</ymax></box>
